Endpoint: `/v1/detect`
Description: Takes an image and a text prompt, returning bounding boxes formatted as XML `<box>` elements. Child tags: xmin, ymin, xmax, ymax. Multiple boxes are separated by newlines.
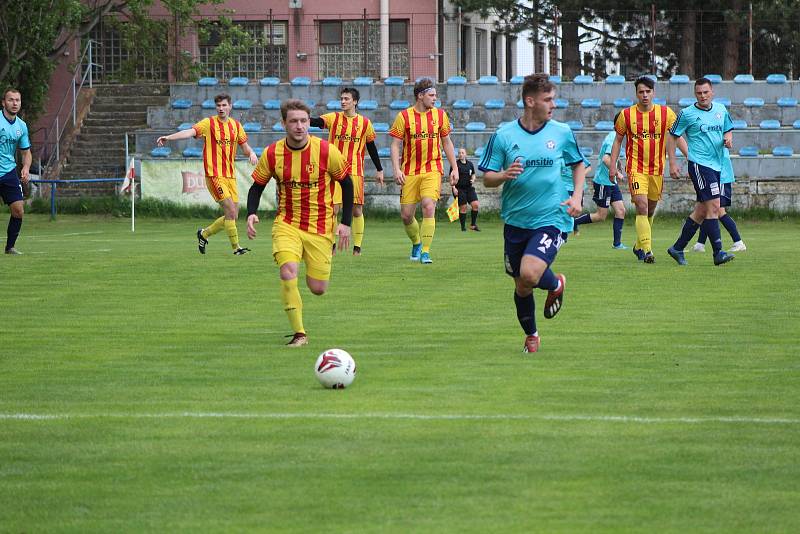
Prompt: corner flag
<box><xmin>446</xmin><ymin>196</ymin><xmax>460</xmax><ymax>222</ymax></box>
<box><xmin>121</xmin><ymin>157</ymin><xmax>135</xmax><ymax>193</ymax></box>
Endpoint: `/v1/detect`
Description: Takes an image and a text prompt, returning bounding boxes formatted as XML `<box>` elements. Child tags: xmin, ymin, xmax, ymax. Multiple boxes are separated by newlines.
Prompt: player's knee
<box><xmin>307</xmin><ymin>279</ymin><xmax>328</xmax><ymax>295</ymax></box>
<box><xmin>10</xmin><ymin>204</ymin><xmax>24</xmax><ymax>218</ymax></box>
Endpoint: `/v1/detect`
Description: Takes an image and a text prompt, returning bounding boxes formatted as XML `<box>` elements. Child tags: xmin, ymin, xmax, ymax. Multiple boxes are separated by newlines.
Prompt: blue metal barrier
<box><xmin>30</xmin><ymin>178</ymin><xmax>125</xmax><ymax>220</ymax></box>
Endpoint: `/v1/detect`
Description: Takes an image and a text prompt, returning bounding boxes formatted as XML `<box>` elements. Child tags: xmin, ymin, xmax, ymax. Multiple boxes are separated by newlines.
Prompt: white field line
<box><xmin>1</xmin><ymin>412</ymin><xmax>798</xmax><ymax>425</ymax></box>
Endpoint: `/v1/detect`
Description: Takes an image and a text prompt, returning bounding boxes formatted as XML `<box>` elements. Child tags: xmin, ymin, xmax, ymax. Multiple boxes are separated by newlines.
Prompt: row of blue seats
<box><xmin>151</xmin><ymin>144</ymin><xmax>795</xmax><ymax>159</ymax></box>
<box><xmin>172</xmin><ymin>95</ymin><xmax>800</xmax><ymax>111</ymax></box>
<box><xmin>196</xmin><ymin>73</ymin><xmax>794</xmax><ymax>87</ymax></box>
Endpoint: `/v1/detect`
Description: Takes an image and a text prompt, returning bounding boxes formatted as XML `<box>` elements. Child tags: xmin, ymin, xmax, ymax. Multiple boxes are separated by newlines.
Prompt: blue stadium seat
<box><xmin>263</xmin><ymin>99</ymin><xmax>280</xmax><ymax>110</ymax></box>
<box><xmin>359</xmin><ymin>99</ymin><xmax>378</xmax><ymax>110</ymax></box>
<box><xmin>326</xmin><ymin>100</ymin><xmax>342</xmax><ymax>110</ymax></box>
<box><xmin>151</xmin><ymin>146</ymin><xmax>171</xmax><ymax>157</ymax></box>
<box><xmin>739</xmin><ymin>146</ymin><xmax>759</xmax><ymax>157</ymax></box>
<box><xmin>434</xmin><ymin>100</ymin><xmax>442</xmax><ymax>108</ymax></box>
<box><xmin>201</xmin><ymin>99</ymin><xmax>215</xmax><ymax>109</ymax></box>
<box><xmin>766</xmin><ymin>73</ymin><xmax>787</xmax><ymax>84</ymax></box>
<box><xmin>772</xmin><ymin>146</ymin><xmax>793</xmax><ymax>157</ymax></box>
<box><xmin>714</xmin><ymin>97</ymin><xmax>732</xmax><ymax>107</ymax></box>
<box><xmin>573</xmin><ymin>75</ymin><xmax>593</xmax><ymax>85</ymax></box>
<box><xmin>679</xmin><ymin>97</ymin><xmax>695</xmax><ymax>107</ymax></box>
<box><xmin>474</xmin><ymin>146</ymin><xmax>485</xmax><ymax>158</ymax></box>
<box><xmin>731</xmin><ymin>119</ymin><xmax>748</xmax><ymax>129</ymax></box>
<box><xmin>465</xmin><ymin>122</ymin><xmax>486</xmax><ymax>131</ymax></box>
<box><xmin>605</xmin><ymin>75</ymin><xmax>625</xmax><ymax>84</ymax></box>
<box><xmin>777</xmin><ymin>97</ymin><xmax>798</xmax><ymax>107</ymax></box>
<box><xmin>171</xmin><ymin>99</ymin><xmax>192</xmax><ymax>109</ymax></box>
<box><xmin>496</xmin><ymin>121</ymin><xmax>510</xmax><ymax>130</ymax></box>
<box><xmin>794</xmin><ymin>120</ymin><xmax>800</xmax><ymax>129</ymax></box>
<box><xmin>614</xmin><ymin>98</ymin><xmax>633</xmax><ymax>108</ymax></box>
<box><xmin>447</xmin><ymin>76</ymin><xmax>467</xmax><ymax>85</ymax></box>
<box><xmin>259</xmin><ymin>77</ymin><xmax>280</xmax><ymax>86</ymax></box>
<box><xmin>478</xmin><ymin>75</ymin><xmax>499</xmax><ymax>85</ymax></box>
<box><xmin>272</xmin><ymin>122</ymin><xmax>285</xmax><ymax>132</ymax></box>
<box><xmin>567</xmin><ymin>120</ymin><xmax>584</xmax><ymax>130</ymax></box>
<box><xmin>182</xmin><ymin>146</ymin><xmax>202</xmax><ymax>158</ymax></box>
<box><xmin>232</xmin><ymin>99</ymin><xmax>252</xmax><ymax>110</ymax></box>
<box><xmin>384</xmin><ymin>76</ymin><xmax>404</xmax><ymax>85</ymax></box>
<box><xmin>581</xmin><ymin>98</ymin><xmax>602</xmax><ymax>109</ymax></box>
<box><xmin>303</xmin><ymin>99</ymin><xmax>316</xmax><ymax>109</ymax></box>
<box><xmin>322</xmin><ymin>77</ymin><xmax>342</xmax><ymax>86</ymax></box>
<box><xmin>243</xmin><ymin>122</ymin><xmax>261</xmax><ymax>133</ymax></box>
<box><xmin>580</xmin><ymin>146</ymin><xmax>593</xmax><ymax>157</ymax></box>
<box><xmin>595</xmin><ymin>120</ymin><xmax>614</xmax><ymax>131</ymax></box>
<box><xmin>353</xmin><ymin>77</ymin><xmax>373</xmax><ymax>86</ymax></box>
<box><xmin>670</xmin><ymin>74</ymin><xmax>690</xmax><ymax>84</ymax></box>
<box><xmin>390</xmin><ymin>100</ymin><xmax>410</xmax><ymax>110</ymax></box>
<box><xmin>549</xmin><ymin>75</ymin><xmax>561</xmax><ymax>84</ymax></box>
<box><xmin>198</xmin><ymin>77</ymin><xmax>218</xmax><ymax>86</ymax></box>
<box><xmin>516</xmin><ymin>99</ymin><xmax>524</xmax><ymax>109</ymax></box>
<box><xmin>759</xmin><ymin>119</ymin><xmax>780</xmax><ymax>129</ymax></box>
<box><xmin>452</xmin><ymin>99</ymin><xmax>474</xmax><ymax>110</ymax></box>
<box><xmin>653</xmin><ymin>97</ymin><xmax>667</xmax><ymax>105</ymax></box>
<box><xmin>555</xmin><ymin>98</ymin><xmax>568</xmax><ymax>109</ymax></box>
<box><xmin>377</xmin><ymin>147</ymin><xmax>391</xmax><ymax>158</ymax></box>
<box><xmin>734</xmin><ymin>74</ymin><xmax>754</xmax><ymax>84</ymax></box>
<box><xmin>373</xmin><ymin>122</ymin><xmax>389</xmax><ymax>133</ymax></box>
<box><xmin>228</xmin><ymin>77</ymin><xmax>248</xmax><ymax>86</ymax></box>
<box><xmin>703</xmin><ymin>74</ymin><xmax>722</xmax><ymax>84</ymax></box>
<box><xmin>484</xmin><ymin>99</ymin><xmax>505</xmax><ymax>109</ymax></box>
<box><xmin>744</xmin><ymin>97</ymin><xmax>765</xmax><ymax>107</ymax></box>
<box><xmin>177</xmin><ymin>122</ymin><xmax>193</xmax><ymax>131</ymax></box>
<box><xmin>309</xmin><ymin>126</ymin><xmax>322</xmax><ymax>133</ymax></box>
<box><xmin>510</xmin><ymin>75</ymin><xmax>524</xmax><ymax>85</ymax></box>
<box><xmin>291</xmin><ymin>77</ymin><xmax>311</xmax><ymax>86</ymax></box>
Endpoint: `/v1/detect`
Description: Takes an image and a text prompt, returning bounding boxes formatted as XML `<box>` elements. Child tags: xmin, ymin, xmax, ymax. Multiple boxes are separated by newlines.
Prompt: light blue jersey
<box><xmin>669</xmin><ymin>102</ymin><xmax>733</xmax><ymax>172</ymax></box>
<box><xmin>720</xmin><ymin>147</ymin><xmax>734</xmax><ymax>184</ymax></box>
<box><xmin>0</xmin><ymin>112</ymin><xmax>30</xmax><ymax>177</ymax></box>
<box><xmin>560</xmin><ymin>155</ymin><xmax>589</xmax><ymax>192</ymax></box>
<box><xmin>593</xmin><ymin>131</ymin><xmax>618</xmax><ymax>186</ymax></box>
<box><xmin>479</xmin><ymin>119</ymin><xmax>583</xmax><ymax>232</ymax></box>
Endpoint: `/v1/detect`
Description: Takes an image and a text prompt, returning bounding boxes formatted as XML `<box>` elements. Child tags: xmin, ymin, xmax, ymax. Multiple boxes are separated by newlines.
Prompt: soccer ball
<box><xmin>314</xmin><ymin>349</ymin><xmax>357</xmax><ymax>389</ymax></box>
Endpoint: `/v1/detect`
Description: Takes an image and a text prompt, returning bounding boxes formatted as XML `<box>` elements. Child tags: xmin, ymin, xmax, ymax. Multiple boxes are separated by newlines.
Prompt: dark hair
<box><xmin>413</xmin><ymin>78</ymin><xmax>436</xmax><ymax>99</ymax></box>
<box><xmin>3</xmin><ymin>88</ymin><xmax>21</xmax><ymax>100</ymax></box>
<box><xmin>280</xmin><ymin>98</ymin><xmax>311</xmax><ymax>121</ymax></box>
<box><xmin>340</xmin><ymin>87</ymin><xmax>360</xmax><ymax>103</ymax></box>
<box><xmin>694</xmin><ymin>77</ymin><xmax>713</xmax><ymax>88</ymax></box>
<box><xmin>521</xmin><ymin>73</ymin><xmax>555</xmax><ymax>101</ymax></box>
<box><xmin>214</xmin><ymin>93</ymin><xmax>232</xmax><ymax>105</ymax></box>
<box><xmin>634</xmin><ymin>76</ymin><xmax>655</xmax><ymax>90</ymax></box>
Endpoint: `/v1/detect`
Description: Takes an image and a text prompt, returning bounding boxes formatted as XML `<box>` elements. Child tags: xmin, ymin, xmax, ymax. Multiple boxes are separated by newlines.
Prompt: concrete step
<box><xmin>78</xmin><ymin>126</ymin><xmax>141</xmax><ymax>136</ymax></box>
<box><xmin>91</xmin><ymin>98</ymin><xmax>167</xmax><ymax>111</ymax></box>
<box><xmin>83</xmin><ymin>110</ymin><xmax>148</xmax><ymax>119</ymax></box>
<box><xmin>83</xmin><ymin>117</ymin><xmax>148</xmax><ymax>128</ymax></box>
<box><xmin>94</xmin><ymin>84</ymin><xmax>170</xmax><ymax>97</ymax></box>
<box><xmin>69</xmin><ymin>146</ymin><xmax>126</xmax><ymax>158</ymax></box>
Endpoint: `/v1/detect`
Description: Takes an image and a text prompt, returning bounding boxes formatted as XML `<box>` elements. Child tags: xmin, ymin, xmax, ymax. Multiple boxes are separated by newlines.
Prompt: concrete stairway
<box><xmin>59</xmin><ymin>84</ymin><xmax>169</xmax><ymax>196</ymax></box>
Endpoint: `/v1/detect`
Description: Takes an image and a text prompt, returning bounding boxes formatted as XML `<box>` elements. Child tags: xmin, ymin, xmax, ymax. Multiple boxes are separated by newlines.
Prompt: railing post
<box><xmin>88</xmin><ymin>40</ymin><xmax>93</xmax><ymax>88</ymax></box>
<box><xmin>55</xmin><ymin>117</ymin><xmax>60</xmax><ymax>162</ymax></box>
<box><xmin>72</xmin><ymin>78</ymin><xmax>77</xmax><ymax>126</ymax></box>
<box><xmin>50</xmin><ymin>182</ymin><xmax>57</xmax><ymax>221</ymax></box>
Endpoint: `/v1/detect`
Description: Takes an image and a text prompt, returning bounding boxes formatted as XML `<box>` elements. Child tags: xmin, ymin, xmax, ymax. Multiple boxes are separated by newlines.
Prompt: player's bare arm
<box><xmin>562</xmin><ymin>162</ymin><xmax>587</xmax><ymax>217</ymax></box>
<box><xmin>156</xmin><ymin>128</ymin><xmax>196</xmax><ymax>146</ymax></box>
<box><xmin>242</xmin><ymin>142</ymin><xmax>258</xmax><ymax>165</ymax></box>
<box><xmin>19</xmin><ymin>148</ymin><xmax>31</xmax><ymax>183</ymax></box>
<box><xmin>667</xmin><ymin>134</ymin><xmax>682</xmax><ymax>179</ymax></box>
<box><xmin>443</xmin><ymin>136</ymin><xmax>458</xmax><ymax>185</ymax></box>
<box><xmin>390</xmin><ymin>137</ymin><xmax>405</xmax><ymax>185</ymax></box>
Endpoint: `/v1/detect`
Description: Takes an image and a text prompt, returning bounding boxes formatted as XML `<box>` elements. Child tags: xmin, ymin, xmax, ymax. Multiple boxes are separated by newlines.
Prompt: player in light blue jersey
<box><xmin>559</xmin><ymin>154</ymin><xmax>589</xmax><ymax>235</ymax></box>
<box><xmin>479</xmin><ymin>73</ymin><xmax>586</xmax><ymax>353</ymax></box>
<box><xmin>692</xmin><ymin>147</ymin><xmax>746</xmax><ymax>253</ymax></box>
<box><xmin>0</xmin><ymin>88</ymin><xmax>32</xmax><ymax>255</ymax></box>
<box><xmin>572</xmin><ymin>129</ymin><xmax>628</xmax><ymax>248</ymax></box>
<box><xmin>666</xmin><ymin>77</ymin><xmax>735</xmax><ymax>266</ymax></box>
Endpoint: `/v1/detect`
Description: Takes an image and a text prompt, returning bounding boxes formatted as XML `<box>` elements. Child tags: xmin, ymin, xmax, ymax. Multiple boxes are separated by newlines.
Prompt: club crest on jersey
<box><xmin>715</xmin><ymin>113</ymin><xmax>722</xmax><ymax>119</ymax></box>
<box><xmin>306</xmin><ymin>163</ymin><xmax>315</xmax><ymax>174</ymax></box>
<box><xmin>546</xmin><ymin>140</ymin><xmax>555</xmax><ymax>150</ymax></box>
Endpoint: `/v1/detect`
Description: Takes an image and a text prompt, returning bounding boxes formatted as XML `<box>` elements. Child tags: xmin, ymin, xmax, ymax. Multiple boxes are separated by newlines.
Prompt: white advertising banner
<box><xmin>140</xmin><ymin>160</ymin><xmax>276</xmax><ymax>210</ymax></box>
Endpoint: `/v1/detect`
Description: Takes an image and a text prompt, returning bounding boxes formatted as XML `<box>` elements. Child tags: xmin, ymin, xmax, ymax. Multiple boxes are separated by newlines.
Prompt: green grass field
<box><xmin>2</xmin><ymin>214</ymin><xmax>799</xmax><ymax>532</ymax></box>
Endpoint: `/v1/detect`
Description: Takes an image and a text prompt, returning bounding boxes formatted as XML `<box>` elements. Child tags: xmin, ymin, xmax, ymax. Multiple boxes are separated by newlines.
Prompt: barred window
<box><xmin>199</xmin><ymin>21</ymin><xmax>289</xmax><ymax>80</ymax></box>
<box><xmin>88</xmin><ymin>18</ymin><xmax>168</xmax><ymax>82</ymax></box>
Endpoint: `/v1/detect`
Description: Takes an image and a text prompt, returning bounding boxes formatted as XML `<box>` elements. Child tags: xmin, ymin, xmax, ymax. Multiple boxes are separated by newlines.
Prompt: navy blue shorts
<box><xmin>0</xmin><ymin>169</ymin><xmax>24</xmax><ymax>205</ymax></box>
<box><xmin>720</xmin><ymin>182</ymin><xmax>732</xmax><ymax>208</ymax></box>
<box><xmin>592</xmin><ymin>182</ymin><xmax>623</xmax><ymax>208</ymax></box>
<box><xmin>503</xmin><ymin>224</ymin><xmax>566</xmax><ymax>278</ymax></box>
<box><xmin>688</xmin><ymin>161</ymin><xmax>721</xmax><ymax>202</ymax></box>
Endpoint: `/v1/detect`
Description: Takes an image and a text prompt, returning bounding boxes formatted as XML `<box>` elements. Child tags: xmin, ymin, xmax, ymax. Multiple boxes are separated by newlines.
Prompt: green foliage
<box><xmin>196</xmin><ymin>14</ymin><xmax>258</xmax><ymax>78</ymax></box>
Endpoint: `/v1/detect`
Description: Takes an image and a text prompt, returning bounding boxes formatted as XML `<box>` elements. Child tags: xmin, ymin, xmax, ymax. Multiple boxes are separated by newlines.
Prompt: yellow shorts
<box><xmin>332</xmin><ymin>176</ymin><xmax>365</xmax><ymax>205</ymax></box>
<box><xmin>400</xmin><ymin>171</ymin><xmax>442</xmax><ymax>204</ymax></box>
<box><xmin>205</xmin><ymin>176</ymin><xmax>238</xmax><ymax>203</ymax></box>
<box><xmin>271</xmin><ymin>219</ymin><xmax>334</xmax><ymax>281</ymax></box>
<box><xmin>628</xmin><ymin>172</ymin><xmax>663</xmax><ymax>201</ymax></box>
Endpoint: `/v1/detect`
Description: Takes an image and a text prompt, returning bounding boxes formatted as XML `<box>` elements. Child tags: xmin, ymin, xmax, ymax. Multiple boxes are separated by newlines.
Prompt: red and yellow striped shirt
<box><xmin>614</xmin><ymin>104</ymin><xmax>676</xmax><ymax>176</ymax></box>
<box><xmin>389</xmin><ymin>107</ymin><xmax>451</xmax><ymax>176</ymax></box>
<box><xmin>192</xmin><ymin>116</ymin><xmax>248</xmax><ymax>178</ymax></box>
<box><xmin>320</xmin><ymin>112</ymin><xmax>376</xmax><ymax>178</ymax></box>
<box><xmin>252</xmin><ymin>136</ymin><xmax>349</xmax><ymax>236</ymax></box>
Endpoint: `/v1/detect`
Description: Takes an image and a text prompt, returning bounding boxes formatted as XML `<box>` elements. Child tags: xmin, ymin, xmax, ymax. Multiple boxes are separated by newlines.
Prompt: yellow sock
<box><xmin>404</xmin><ymin>218</ymin><xmax>420</xmax><ymax>244</ymax></box>
<box><xmin>224</xmin><ymin>219</ymin><xmax>240</xmax><ymax>250</ymax></box>
<box><xmin>204</xmin><ymin>216</ymin><xmax>225</xmax><ymax>238</ymax></box>
<box><xmin>420</xmin><ymin>217</ymin><xmax>436</xmax><ymax>253</ymax></box>
<box><xmin>352</xmin><ymin>214</ymin><xmax>365</xmax><ymax>248</ymax></box>
<box><xmin>635</xmin><ymin>215</ymin><xmax>652</xmax><ymax>252</ymax></box>
<box><xmin>280</xmin><ymin>278</ymin><xmax>305</xmax><ymax>334</ymax></box>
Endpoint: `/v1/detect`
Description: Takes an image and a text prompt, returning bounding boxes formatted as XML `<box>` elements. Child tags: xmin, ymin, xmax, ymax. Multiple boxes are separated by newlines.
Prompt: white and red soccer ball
<box><xmin>314</xmin><ymin>349</ymin><xmax>357</xmax><ymax>389</ymax></box>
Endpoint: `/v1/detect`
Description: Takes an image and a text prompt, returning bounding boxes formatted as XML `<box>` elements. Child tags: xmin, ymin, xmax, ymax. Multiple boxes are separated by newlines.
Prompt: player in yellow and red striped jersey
<box><xmin>389</xmin><ymin>77</ymin><xmax>458</xmax><ymax>264</ymax></box>
<box><xmin>157</xmin><ymin>93</ymin><xmax>258</xmax><ymax>255</ymax></box>
<box><xmin>246</xmin><ymin>99</ymin><xmax>354</xmax><ymax>348</ymax></box>
<box><xmin>609</xmin><ymin>77</ymin><xmax>684</xmax><ymax>263</ymax></box>
<box><xmin>310</xmin><ymin>87</ymin><xmax>384</xmax><ymax>255</ymax></box>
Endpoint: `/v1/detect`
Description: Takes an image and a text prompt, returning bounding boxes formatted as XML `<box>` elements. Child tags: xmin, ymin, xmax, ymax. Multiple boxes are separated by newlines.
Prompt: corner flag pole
<box><xmin>131</xmin><ymin>160</ymin><xmax>135</xmax><ymax>233</ymax></box>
